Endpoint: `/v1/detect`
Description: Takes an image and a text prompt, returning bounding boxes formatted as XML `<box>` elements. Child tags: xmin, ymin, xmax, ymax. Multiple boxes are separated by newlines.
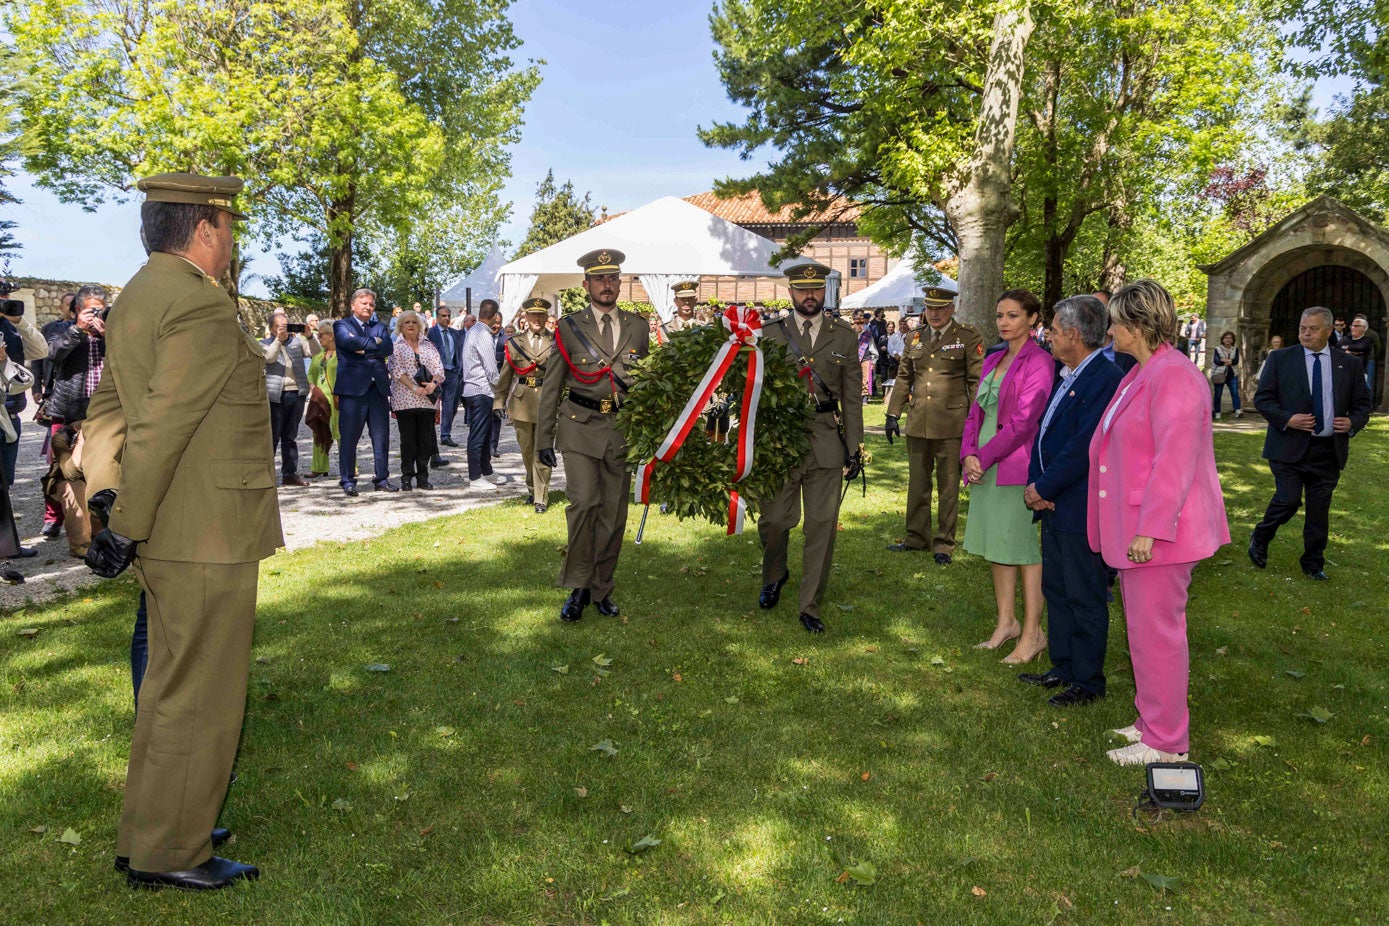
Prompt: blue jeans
<box><xmin>337</xmin><ymin>387</ymin><xmax>391</xmax><ymax>488</ymax></box>
<box><xmin>1366</xmin><ymin>359</ymin><xmax>1376</xmax><ymax>396</ymax></box>
<box><xmin>463</xmin><ymin>393</ymin><xmax>495</xmax><ymax>481</ymax></box>
<box><xmin>438</xmin><ymin>371</ymin><xmax>462</xmax><ymax>442</ymax></box>
<box><xmin>1213</xmin><ymin>372</ymin><xmax>1240</xmax><ymax>414</ymax></box>
<box><xmin>131</xmin><ymin>593</ymin><xmax>148</xmax><ymax>707</ymax></box>
<box><xmin>1</xmin><ymin>414</ymin><xmax>18</xmax><ymax>486</ymax></box>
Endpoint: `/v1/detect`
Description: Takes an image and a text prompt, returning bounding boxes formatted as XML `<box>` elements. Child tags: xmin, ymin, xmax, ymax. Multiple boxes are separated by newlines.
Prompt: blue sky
<box><xmin>3</xmin><ymin>1</ymin><xmax>757</xmax><ymax>297</ymax></box>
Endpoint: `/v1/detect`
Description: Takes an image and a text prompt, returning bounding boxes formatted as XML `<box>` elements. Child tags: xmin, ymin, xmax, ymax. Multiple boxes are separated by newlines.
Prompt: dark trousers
<box><xmin>132</xmin><ymin>593</ymin><xmax>148</xmax><ymax>706</ymax></box>
<box><xmin>438</xmin><ymin>371</ymin><xmax>462</xmax><ymax>442</ymax></box>
<box><xmin>1212</xmin><ymin>373</ymin><xmax>1240</xmax><ymax>413</ymax></box>
<box><xmin>491</xmin><ymin>410</ymin><xmax>503</xmax><ymax>454</ymax></box>
<box><xmin>396</xmin><ymin>408</ymin><xmax>436</xmax><ymax>480</ymax></box>
<box><xmin>269</xmin><ymin>391</ymin><xmax>305</xmax><ymax>477</ymax></box>
<box><xmin>463</xmin><ymin>394</ymin><xmax>495</xmax><ymax>480</ymax></box>
<box><xmin>2</xmin><ymin>413</ymin><xmax>19</xmax><ymax>486</ymax></box>
<box><xmin>1040</xmin><ymin>514</ymin><xmax>1111</xmax><ymax>695</ymax></box>
<box><xmin>337</xmin><ymin>387</ymin><xmax>391</xmax><ymax>488</ymax></box>
<box><xmin>1252</xmin><ymin>439</ymin><xmax>1342</xmax><ymax>571</ymax></box>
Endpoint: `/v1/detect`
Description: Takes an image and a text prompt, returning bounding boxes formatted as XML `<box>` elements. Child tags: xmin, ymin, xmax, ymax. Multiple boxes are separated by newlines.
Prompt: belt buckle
<box><xmin>525</xmin><ymin>375</ymin><xmax>538</xmax><ymax>388</ymax></box>
<box><xmin>599</xmin><ymin>398</ymin><xmax>612</xmax><ymax>414</ymax></box>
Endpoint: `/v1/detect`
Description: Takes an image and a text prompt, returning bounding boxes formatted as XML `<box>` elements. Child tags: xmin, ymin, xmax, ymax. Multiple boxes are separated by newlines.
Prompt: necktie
<box><xmin>600</xmin><ymin>314</ymin><xmax>614</xmax><ymax>355</ymax></box>
<box><xmin>1311</xmin><ymin>352</ymin><xmax>1325</xmax><ymax>435</ymax></box>
<box><xmin>931</xmin><ymin>327</ymin><xmax>942</xmax><ymax>347</ymax></box>
<box><xmin>803</xmin><ymin>320</ymin><xmax>813</xmax><ymax>348</ymax></box>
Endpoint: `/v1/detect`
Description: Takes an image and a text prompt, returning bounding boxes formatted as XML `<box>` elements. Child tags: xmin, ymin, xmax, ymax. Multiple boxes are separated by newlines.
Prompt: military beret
<box><xmin>522</xmin><ymin>297</ymin><xmax>552</xmax><ymax>313</ymax></box>
<box><xmin>671</xmin><ymin>281</ymin><xmax>699</xmax><ymax>299</ymax></box>
<box><xmin>577</xmin><ymin>248</ymin><xmax>625</xmax><ymax>276</ymax></box>
<box><xmin>783</xmin><ymin>261</ymin><xmax>832</xmax><ymax>290</ymax></box>
<box><xmin>136</xmin><ymin>172</ymin><xmax>248</xmax><ymax>219</ymax></box>
<box><xmin>922</xmin><ymin>286</ymin><xmax>956</xmax><ymax>307</ymax></box>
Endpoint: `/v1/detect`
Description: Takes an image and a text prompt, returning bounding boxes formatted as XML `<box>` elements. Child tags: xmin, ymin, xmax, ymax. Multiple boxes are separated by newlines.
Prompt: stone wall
<box><xmin>8</xmin><ymin>276</ymin><xmax>302</xmax><ymax>336</ymax></box>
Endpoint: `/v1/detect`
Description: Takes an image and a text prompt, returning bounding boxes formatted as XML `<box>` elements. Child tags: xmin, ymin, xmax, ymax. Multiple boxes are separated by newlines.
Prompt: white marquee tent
<box><xmin>840</xmin><ymin>255</ymin><xmax>957</xmax><ymax>313</ymax></box>
<box><xmin>439</xmin><ymin>244</ymin><xmax>507</xmax><ymax>309</ymax></box>
<box><xmin>494</xmin><ymin>196</ymin><xmax>790</xmax><ymax>321</ymax></box>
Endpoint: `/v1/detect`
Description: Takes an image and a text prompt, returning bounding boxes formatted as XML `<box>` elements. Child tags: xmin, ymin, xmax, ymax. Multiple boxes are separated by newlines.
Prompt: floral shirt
<box><xmin>386</xmin><ymin>337</ymin><xmax>444</xmax><ymax>411</ymax></box>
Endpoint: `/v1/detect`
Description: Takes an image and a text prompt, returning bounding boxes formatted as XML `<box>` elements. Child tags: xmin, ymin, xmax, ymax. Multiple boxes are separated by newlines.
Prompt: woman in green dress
<box><xmin>305</xmin><ymin>319</ymin><xmax>339</xmax><ymax>477</ymax></box>
<box><xmin>961</xmin><ymin>290</ymin><xmax>1056</xmax><ymax>664</ymax></box>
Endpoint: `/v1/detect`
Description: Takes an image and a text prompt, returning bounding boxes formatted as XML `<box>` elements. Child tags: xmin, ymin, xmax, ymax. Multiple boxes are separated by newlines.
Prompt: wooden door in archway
<box><xmin>1269</xmin><ymin>265</ymin><xmax>1385</xmax><ymax>345</ymax></box>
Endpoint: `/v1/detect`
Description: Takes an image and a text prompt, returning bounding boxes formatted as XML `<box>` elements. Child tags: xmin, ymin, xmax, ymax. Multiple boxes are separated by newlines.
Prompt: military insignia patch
<box><xmin>976</xmin><ymin>343</ymin><xmax>984</xmax><ymax>356</ymax></box>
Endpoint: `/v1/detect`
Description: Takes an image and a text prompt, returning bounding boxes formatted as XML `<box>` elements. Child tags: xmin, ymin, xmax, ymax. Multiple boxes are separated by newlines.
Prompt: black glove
<box><xmin>87</xmin><ymin>489</ymin><xmax>117</xmax><ymax>529</ymax></box>
<box><xmin>843</xmin><ymin>450</ymin><xmax>865</xmax><ymax>481</ymax></box>
<box><xmin>537</xmin><ymin>447</ymin><xmax>558</xmax><ymax>468</ymax></box>
<box><xmin>883</xmin><ymin>414</ymin><xmax>900</xmax><ymax>445</ymax></box>
<box><xmin>85</xmin><ymin>528</ymin><xmax>138</xmax><ymax>579</ymax></box>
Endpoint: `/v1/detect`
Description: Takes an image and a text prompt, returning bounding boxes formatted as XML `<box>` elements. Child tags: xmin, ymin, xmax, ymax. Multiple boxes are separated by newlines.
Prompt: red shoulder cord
<box><xmin>505</xmin><ymin>341</ymin><xmax>538</xmax><ymax>376</ymax></box>
<box><xmin>553</xmin><ymin>324</ymin><xmax>619</xmax><ymax>397</ymax></box>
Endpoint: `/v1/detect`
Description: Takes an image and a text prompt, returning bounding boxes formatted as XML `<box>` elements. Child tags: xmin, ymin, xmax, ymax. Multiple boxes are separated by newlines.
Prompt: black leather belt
<box><xmin>523</xmin><ymin>374</ymin><xmax>543</xmax><ymax>388</ymax></box>
<box><xmin>568</xmin><ymin>393</ymin><xmax>618</xmax><ymax>414</ymax></box>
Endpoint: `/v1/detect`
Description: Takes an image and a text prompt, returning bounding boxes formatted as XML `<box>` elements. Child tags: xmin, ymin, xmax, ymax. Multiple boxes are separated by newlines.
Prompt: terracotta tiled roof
<box><xmin>683</xmin><ymin>191</ymin><xmax>861</xmax><ymax>225</ymax></box>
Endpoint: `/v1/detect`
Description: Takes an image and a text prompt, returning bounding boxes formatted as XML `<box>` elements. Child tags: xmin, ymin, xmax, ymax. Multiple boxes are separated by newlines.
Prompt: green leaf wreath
<box><xmin>618</xmin><ymin>322</ymin><xmax>813</xmax><ymax>526</ymax></box>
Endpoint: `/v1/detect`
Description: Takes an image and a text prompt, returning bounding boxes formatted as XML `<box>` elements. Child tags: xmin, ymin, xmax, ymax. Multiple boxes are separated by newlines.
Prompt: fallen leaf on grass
<box><xmin>365</xmin><ymin>663</ymin><xmax>391</xmax><ymax>673</ymax></box>
<box><xmin>1215</xmin><ymin>646</ymin><xmax>1229</xmax><ymax>656</ymax></box>
<box><xmin>590</xmin><ymin>739</ymin><xmax>619</xmax><ymax>757</ymax></box>
<box><xmin>1299</xmin><ymin>706</ymin><xmax>1334</xmax><ymax>724</ymax></box>
<box><xmin>840</xmin><ymin>861</ymin><xmax>876</xmax><ymax>885</ymax></box>
<box><xmin>15</xmin><ymin>628</ymin><xmax>39</xmax><ymax>638</ymax></box>
<box><xmin>436</xmin><ymin>726</ymin><xmax>455</xmax><ymax>737</ymax></box>
<box><xmin>835</xmin><ymin>604</ymin><xmax>855</xmax><ymax>611</ymax></box>
<box><xmin>1140</xmin><ymin>872</ymin><xmax>1181</xmax><ymax>893</ymax></box>
<box><xmin>1284</xmin><ymin>669</ymin><xmax>1305</xmax><ymax>679</ymax></box>
<box><xmin>792</xmin><ymin>657</ymin><xmax>808</xmax><ymax>666</ymax></box>
<box><xmin>58</xmin><ymin>828</ymin><xmax>80</xmax><ymax>845</ymax></box>
<box><xmin>671</xmin><ymin>673</ymin><xmax>682</xmax><ymax>682</ymax></box>
<box><xmin>980</xmin><ymin>772</ymin><xmax>997</xmax><ymax>782</ymax></box>
<box><xmin>551</xmin><ymin>664</ymin><xmax>569</xmax><ymax>674</ymax></box>
<box><xmin>1253</xmin><ymin>735</ymin><xmax>1278</xmax><ymax>748</ymax></box>
<box><xmin>628</xmin><ymin>834</ymin><xmax>661</xmax><ymax>854</ymax></box>
<box><xmin>619</xmin><ymin>805</ymin><xmax>633</xmax><ymax>814</ymax></box>
<box><xmin>574</xmin><ymin>787</ymin><xmax>588</xmax><ymax>799</ymax></box>
<box><xmin>29</xmin><ymin>825</ymin><xmax>46</xmax><ymax>835</ymax></box>
<box><xmin>1362</xmin><ymin>735</ymin><xmax>1372</xmax><ymax>747</ymax></box>
<box><xmin>971</xmin><ymin>885</ymin><xmax>988</xmax><ymax>897</ymax></box>
<box><xmin>332</xmin><ymin>798</ymin><xmax>352</xmax><ymax>811</ymax></box>
<box><xmin>345</xmin><ymin>762</ymin><xmax>359</xmax><ymax>771</ymax></box>
<box><xmin>1208</xmin><ymin>758</ymin><xmax>1233</xmax><ymax>771</ymax></box>
<box><xmin>444</xmin><ymin>617</ymin><xmax>460</xmax><ymax>624</ymax></box>
<box><xmin>254</xmin><ymin>656</ymin><xmax>271</xmax><ymax>664</ymax></box>
<box><xmin>725</xmin><ymin>696</ymin><xmax>740</xmax><ymax>704</ymax></box>
<box><xmin>592</xmin><ymin>653</ymin><xmax>614</xmax><ymax>666</ymax></box>
<box><xmin>1118</xmin><ymin>866</ymin><xmax>1142</xmax><ymax>879</ymax></box>
<box><xmin>419</xmin><ymin>825</ymin><xmax>434</xmax><ymax>836</ymax></box>
<box><xmin>431</xmin><ymin>580</ymin><xmax>443</xmax><ymax>589</ymax></box>
<box><xmin>930</xmin><ymin>656</ymin><xmax>946</xmax><ymax>667</ymax></box>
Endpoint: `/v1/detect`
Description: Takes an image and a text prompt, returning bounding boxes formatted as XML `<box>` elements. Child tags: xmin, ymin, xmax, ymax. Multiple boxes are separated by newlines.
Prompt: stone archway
<box><xmin>1268</xmin><ymin>264</ymin><xmax>1386</xmax><ymax>346</ymax></box>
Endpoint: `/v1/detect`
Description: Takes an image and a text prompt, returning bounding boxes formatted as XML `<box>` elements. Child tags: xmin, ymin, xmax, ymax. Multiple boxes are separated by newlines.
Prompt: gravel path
<box><xmin>1</xmin><ymin>405</ymin><xmax>562</xmax><ymax>610</ymax></box>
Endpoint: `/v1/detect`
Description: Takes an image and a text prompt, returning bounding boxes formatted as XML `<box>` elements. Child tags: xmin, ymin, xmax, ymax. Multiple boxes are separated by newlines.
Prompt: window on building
<box><xmin>849</xmin><ymin>258</ymin><xmax>868</xmax><ymax>279</ymax></box>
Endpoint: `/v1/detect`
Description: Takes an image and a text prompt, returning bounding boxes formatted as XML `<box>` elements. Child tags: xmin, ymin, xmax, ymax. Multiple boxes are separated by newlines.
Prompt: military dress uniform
<box><xmin>495</xmin><ymin>298</ymin><xmax>556</xmax><ymax>512</ymax></box>
<box><xmin>885</xmin><ymin>288</ymin><xmax>982</xmax><ymax>557</ymax></box>
<box><xmin>758</xmin><ymin>262</ymin><xmax>864</xmax><ymax>631</ymax></box>
<box><xmin>537</xmin><ymin>250</ymin><xmax>650</xmax><ymax>619</ymax></box>
<box><xmin>662</xmin><ymin>280</ymin><xmax>702</xmax><ymax>338</ymax></box>
<box><xmin>81</xmin><ymin>174</ymin><xmax>283</xmax><ymax>883</ymax></box>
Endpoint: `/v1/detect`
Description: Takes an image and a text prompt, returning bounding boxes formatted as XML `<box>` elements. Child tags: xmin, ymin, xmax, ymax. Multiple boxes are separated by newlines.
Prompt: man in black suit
<box><xmin>1250</xmin><ymin>306</ymin><xmax>1372</xmax><ymax>580</ymax></box>
<box><xmin>1021</xmin><ymin>295</ymin><xmax>1125</xmax><ymax>706</ymax></box>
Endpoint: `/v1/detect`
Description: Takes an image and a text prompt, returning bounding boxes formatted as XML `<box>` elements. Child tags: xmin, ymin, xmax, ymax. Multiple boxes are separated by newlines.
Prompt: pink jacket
<box><xmin>961</xmin><ymin>339</ymin><xmax>1055</xmax><ymax>486</ymax></box>
<box><xmin>1087</xmin><ymin>343</ymin><xmax>1230</xmax><ymax>569</ymax></box>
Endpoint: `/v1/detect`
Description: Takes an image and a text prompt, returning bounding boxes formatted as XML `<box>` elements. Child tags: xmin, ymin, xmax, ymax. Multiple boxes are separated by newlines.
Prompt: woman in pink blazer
<box><xmin>962</xmin><ymin>290</ymin><xmax>1057</xmax><ymax>664</ymax></box>
<box><xmin>1089</xmin><ymin>280</ymin><xmax>1230</xmax><ymax>766</ymax></box>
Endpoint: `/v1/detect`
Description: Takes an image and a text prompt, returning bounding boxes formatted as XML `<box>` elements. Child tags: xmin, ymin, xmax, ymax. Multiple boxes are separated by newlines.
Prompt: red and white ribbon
<box><xmin>727</xmin><ymin>492</ymin><xmax>747</xmax><ymax>536</ymax></box>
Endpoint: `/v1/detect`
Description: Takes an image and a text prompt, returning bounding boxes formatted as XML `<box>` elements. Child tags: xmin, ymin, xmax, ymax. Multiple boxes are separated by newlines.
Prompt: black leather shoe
<box><xmin>430</xmin><ymin>455</ymin><xmax>451</xmax><ymax>467</ymax></box>
<box><xmin>374</xmin><ymin>481</ymin><xmax>400</xmax><ymax>492</ymax></box>
<box><xmin>1018</xmin><ymin>672</ymin><xmax>1066</xmax><ymax>689</ymax></box>
<box><xmin>441</xmin><ymin>437</ymin><xmax>458</xmax><ymax>447</ymax></box>
<box><xmin>416</xmin><ymin>479</ymin><xmax>433</xmax><ymax>490</ymax></box>
<box><xmin>560</xmin><ymin>588</ymin><xmax>590</xmax><ymax>622</ymax></box>
<box><xmin>799</xmin><ymin>612</ymin><xmax>826</xmax><ymax>633</ymax></box>
<box><xmin>41</xmin><ymin>523</ymin><xmax>62</xmax><ymax>539</ymax></box>
<box><xmin>401</xmin><ymin>476</ymin><xmax>413</xmax><ymax>491</ymax></box>
<box><xmin>759</xmin><ymin>572</ymin><xmax>789</xmax><ymax>610</ymax></box>
<box><xmin>343</xmin><ymin>484</ymin><xmax>359</xmax><ymax>497</ymax></box>
<box><xmin>596</xmin><ymin>596</ymin><xmax>619</xmax><ymax>617</ymax></box>
<box><xmin>535</xmin><ymin>504</ymin><xmax>548</xmax><ymax>514</ymax></box>
<box><xmin>1048</xmin><ymin>685</ymin><xmax>1101</xmax><ymax>707</ymax></box>
<box><xmin>933</xmin><ymin>552</ymin><xmax>953</xmax><ymax>565</ymax></box>
<box><xmin>116</xmin><ymin>829</ymin><xmax>231</xmax><ymax>873</ymax></box>
<box><xmin>6</xmin><ymin>545</ymin><xmax>37</xmax><ymax>559</ymax></box>
<box><xmin>1248</xmin><ymin>538</ymin><xmax>1268</xmax><ymax>569</ymax></box>
<box><xmin>127</xmin><ymin>856</ymin><xmax>259</xmax><ymax>891</ymax></box>
<box><xmin>887</xmin><ymin>543</ymin><xmax>923</xmax><ymax>553</ymax></box>
<box><xmin>1303</xmin><ymin>568</ymin><xmax>1329</xmax><ymax>581</ymax></box>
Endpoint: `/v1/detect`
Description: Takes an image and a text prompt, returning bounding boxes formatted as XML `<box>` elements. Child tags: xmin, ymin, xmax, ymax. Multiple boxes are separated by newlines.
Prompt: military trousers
<box><xmin>759</xmin><ymin>461</ymin><xmax>843</xmax><ymax>619</ymax></box>
<box><xmin>557</xmin><ymin>447</ymin><xmax>630</xmax><ymax>600</ymax></box>
<box><xmin>118</xmin><ymin>557</ymin><xmax>258</xmax><ymax>873</ymax></box>
<box><xmin>905</xmin><ymin>435</ymin><xmax>962</xmax><ymax>554</ymax></box>
<box><xmin>514</xmin><ymin>420</ymin><xmax>552</xmax><ymax>505</ymax></box>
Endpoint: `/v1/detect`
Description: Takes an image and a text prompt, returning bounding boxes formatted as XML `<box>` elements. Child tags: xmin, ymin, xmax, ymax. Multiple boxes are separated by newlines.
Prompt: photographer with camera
<box><xmin>2</xmin><ymin>288</ymin><xmax>51</xmax><ymax>491</ymax></box>
<box><xmin>261</xmin><ymin>312</ymin><xmax>315</xmax><ymax>487</ymax></box>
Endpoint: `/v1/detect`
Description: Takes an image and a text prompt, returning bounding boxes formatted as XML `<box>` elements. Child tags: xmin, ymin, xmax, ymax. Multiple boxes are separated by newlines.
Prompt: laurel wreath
<box><xmin>618</xmin><ymin>322</ymin><xmax>813</xmax><ymax>526</ymax></box>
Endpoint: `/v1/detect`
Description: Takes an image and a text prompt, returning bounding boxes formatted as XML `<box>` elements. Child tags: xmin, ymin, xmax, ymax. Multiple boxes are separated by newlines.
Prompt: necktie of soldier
<box><xmin>600</xmin><ymin>314</ymin><xmax>614</xmax><ymax>356</ymax></box>
<box><xmin>803</xmin><ymin>320</ymin><xmax>813</xmax><ymax>350</ymax></box>
<box><xmin>1311</xmin><ymin>351</ymin><xmax>1326</xmax><ymax>435</ymax></box>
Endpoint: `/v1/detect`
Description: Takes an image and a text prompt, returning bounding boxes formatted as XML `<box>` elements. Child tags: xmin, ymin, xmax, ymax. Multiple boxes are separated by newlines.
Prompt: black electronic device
<box><xmin>287</xmin><ymin>322</ymin><xmax>306</xmax><ymax>334</ymax></box>
<box><xmin>1143</xmin><ymin>762</ymin><xmax>1205</xmax><ymax>812</ymax></box>
<box><xmin>0</xmin><ymin>298</ymin><xmax>23</xmax><ymax>318</ymax></box>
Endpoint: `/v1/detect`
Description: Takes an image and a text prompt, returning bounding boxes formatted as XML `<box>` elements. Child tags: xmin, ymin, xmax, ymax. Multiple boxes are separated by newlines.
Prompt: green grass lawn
<box><xmin>3</xmin><ymin>411</ymin><xmax>1387</xmax><ymax>925</ymax></box>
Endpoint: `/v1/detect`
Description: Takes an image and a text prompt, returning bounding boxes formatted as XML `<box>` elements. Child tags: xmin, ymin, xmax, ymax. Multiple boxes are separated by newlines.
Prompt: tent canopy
<box><xmin>495</xmin><ymin>196</ymin><xmax>789</xmax><ymax>320</ymax></box>
<box><xmin>439</xmin><ymin>244</ymin><xmax>507</xmax><ymax>308</ymax></box>
<box><xmin>840</xmin><ymin>256</ymin><xmax>957</xmax><ymax>312</ymax></box>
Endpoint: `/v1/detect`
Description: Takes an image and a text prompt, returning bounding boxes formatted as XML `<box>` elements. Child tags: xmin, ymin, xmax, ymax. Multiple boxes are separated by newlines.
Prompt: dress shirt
<box><xmin>887</xmin><ymin>331</ymin><xmax>906</xmax><ymax>358</ymax></box>
<box><xmin>1038</xmin><ymin>348</ymin><xmax>1102</xmax><ymax>453</ymax></box>
<box><xmin>1102</xmin><ymin>382</ymin><xmax>1132</xmax><ymax>434</ymax></box>
<box><xmin>789</xmin><ymin>310</ymin><xmax>826</xmax><ymax>351</ymax></box>
<box><xmin>1303</xmin><ymin>346</ymin><xmax>1335</xmax><ymax>437</ymax></box>
<box><xmin>462</xmin><ymin>323</ymin><xmax>500</xmax><ymax>398</ymax></box>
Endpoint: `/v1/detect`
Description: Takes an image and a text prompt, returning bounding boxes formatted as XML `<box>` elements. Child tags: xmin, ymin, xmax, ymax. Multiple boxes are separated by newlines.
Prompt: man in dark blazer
<box><xmin>1250</xmin><ymin>306</ymin><xmax>1372</xmax><ymax>580</ymax></box>
<box><xmin>1021</xmin><ymin>295</ymin><xmax>1125</xmax><ymax>706</ymax></box>
<box><xmin>426</xmin><ymin>305</ymin><xmax>464</xmax><ymax>456</ymax></box>
<box><xmin>333</xmin><ymin>289</ymin><xmax>397</xmax><ymax>496</ymax></box>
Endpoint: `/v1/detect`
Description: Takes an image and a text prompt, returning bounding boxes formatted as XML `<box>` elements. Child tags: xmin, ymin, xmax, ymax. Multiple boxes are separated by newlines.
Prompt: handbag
<box><xmin>412</xmin><ymin>352</ymin><xmax>439</xmax><ymax>402</ymax></box>
<box><xmin>2</xmin><ymin>357</ymin><xmax>34</xmax><ymax>396</ymax></box>
<box><xmin>1210</xmin><ymin>365</ymin><xmax>1228</xmax><ymax>385</ymax></box>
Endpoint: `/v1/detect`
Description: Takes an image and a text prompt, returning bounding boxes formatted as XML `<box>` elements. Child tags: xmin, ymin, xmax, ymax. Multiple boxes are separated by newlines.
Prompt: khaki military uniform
<box><xmin>495</xmin><ymin>328</ymin><xmax>555</xmax><ymax>504</ymax></box>
<box><xmin>885</xmin><ymin>318</ymin><xmax>983</xmax><ymax>553</ymax></box>
<box><xmin>759</xmin><ymin>313</ymin><xmax>864</xmax><ymax>618</ymax></box>
<box><xmin>536</xmin><ymin>306</ymin><xmax>650</xmax><ymax>598</ymax></box>
<box><xmin>82</xmin><ymin>252</ymin><xmax>283</xmax><ymax>873</ymax></box>
<box><xmin>662</xmin><ymin>313</ymin><xmax>701</xmax><ymax>337</ymax></box>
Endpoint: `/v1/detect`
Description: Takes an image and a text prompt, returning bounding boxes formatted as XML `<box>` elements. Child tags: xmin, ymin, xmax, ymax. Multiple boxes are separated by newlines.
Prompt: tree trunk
<box><xmin>1097</xmin><ymin>202</ymin><xmax>1131</xmax><ymax>293</ymax></box>
<box><xmin>222</xmin><ymin>242</ymin><xmax>242</xmax><ymax>306</ymax></box>
<box><xmin>1041</xmin><ymin>58</ymin><xmax>1063</xmax><ymax>313</ymax></box>
<box><xmin>943</xmin><ymin>1</ymin><xmax>1035</xmax><ymax>339</ymax></box>
<box><xmin>327</xmin><ymin>189</ymin><xmax>356</xmax><ymax>317</ymax></box>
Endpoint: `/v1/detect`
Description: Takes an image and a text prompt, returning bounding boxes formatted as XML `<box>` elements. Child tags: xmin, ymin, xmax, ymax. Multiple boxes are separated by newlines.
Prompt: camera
<box><xmin>0</xmin><ymin>279</ymin><xmax>22</xmax><ymax>319</ymax></box>
<box><xmin>287</xmin><ymin>323</ymin><xmax>306</xmax><ymax>334</ymax></box>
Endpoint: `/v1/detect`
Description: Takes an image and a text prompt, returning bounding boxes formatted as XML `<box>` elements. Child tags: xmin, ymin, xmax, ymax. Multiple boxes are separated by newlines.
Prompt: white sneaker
<box><xmin>1106</xmin><ymin>742</ymin><xmax>1188</xmax><ymax>767</ymax></box>
<box><xmin>484</xmin><ymin>472</ymin><xmax>507</xmax><ymax>485</ymax></box>
<box><xmin>1213</xmin><ymin>412</ymin><xmax>1222</xmax><ymax>420</ymax></box>
<box><xmin>470</xmin><ymin>478</ymin><xmax>501</xmax><ymax>491</ymax></box>
<box><xmin>1111</xmin><ymin>724</ymin><xmax>1142</xmax><ymax>744</ymax></box>
<box><xmin>1234</xmin><ymin>409</ymin><xmax>1243</xmax><ymax>418</ymax></box>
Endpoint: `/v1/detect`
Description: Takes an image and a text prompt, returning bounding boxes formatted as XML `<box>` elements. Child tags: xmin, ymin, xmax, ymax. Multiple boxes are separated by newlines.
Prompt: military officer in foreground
<box><xmin>537</xmin><ymin>250</ymin><xmax>650</xmax><ymax>622</ymax></box>
<box><xmin>883</xmin><ymin>286</ymin><xmax>982</xmax><ymax>563</ymax></box>
<box><xmin>496</xmin><ymin>298</ymin><xmax>556</xmax><ymax>513</ymax></box>
<box><xmin>758</xmin><ymin>261</ymin><xmax>864</xmax><ymax>633</ymax></box>
<box><xmin>662</xmin><ymin>281</ymin><xmax>702</xmax><ymax>336</ymax></box>
<box><xmin>82</xmin><ymin>173</ymin><xmax>283</xmax><ymax>891</ymax></box>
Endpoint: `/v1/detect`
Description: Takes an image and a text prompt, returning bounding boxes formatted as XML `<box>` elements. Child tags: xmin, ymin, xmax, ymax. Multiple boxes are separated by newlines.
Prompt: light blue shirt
<box><xmin>1302</xmin><ymin>346</ymin><xmax>1335</xmax><ymax>437</ymax></box>
<box><xmin>1037</xmin><ymin>348</ymin><xmax>1102</xmax><ymax>456</ymax></box>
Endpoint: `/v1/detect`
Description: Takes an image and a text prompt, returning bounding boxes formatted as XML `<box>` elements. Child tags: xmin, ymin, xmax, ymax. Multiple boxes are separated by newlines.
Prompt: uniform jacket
<box><xmin>961</xmin><ymin>338</ymin><xmax>1055</xmax><ymax>486</ymax></box>
<box><xmin>1254</xmin><ymin>345</ymin><xmax>1371</xmax><ymax>470</ymax></box>
<box><xmin>1027</xmin><ymin>353</ymin><xmax>1125</xmax><ymax>533</ymax></box>
<box><xmin>425</xmin><ymin>323</ymin><xmax>464</xmax><ymax>374</ymax></box>
<box><xmin>332</xmin><ymin>315</ymin><xmax>393</xmax><ymax>397</ymax></box>
<box><xmin>762</xmin><ymin>313</ymin><xmax>865</xmax><ymax>469</ymax></box>
<box><xmin>81</xmin><ymin>252</ymin><xmax>283</xmax><ymax>564</ymax></box>
<box><xmin>494</xmin><ymin>328</ymin><xmax>554</xmax><ymax>423</ymax></box>
<box><xmin>885</xmin><ymin>319</ymin><xmax>984</xmax><ymax>439</ymax></box>
<box><xmin>1087</xmin><ymin>343</ymin><xmax>1229</xmax><ymax>570</ymax></box>
<box><xmin>537</xmin><ymin>306</ymin><xmax>650</xmax><ymax>458</ymax></box>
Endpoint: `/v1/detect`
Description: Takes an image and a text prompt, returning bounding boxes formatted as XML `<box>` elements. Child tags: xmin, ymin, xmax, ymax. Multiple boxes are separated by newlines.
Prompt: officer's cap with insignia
<box><xmin>671</xmin><ymin>280</ymin><xmax>699</xmax><ymax>299</ymax></box>
<box><xmin>577</xmin><ymin>248</ymin><xmax>625</xmax><ymax>276</ymax></box>
<box><xmin>783</xmin><ymin>261</ymin><xmax>832</xmax><ymax>290</ymax></box>
<box><xmin>522</xmin><ymin>297</ymin><xmax>552</xmax><ymax>314</ymax></box>
<box><xmin>137</xmin><ymin>172</ymin><xmax>248</xmax><ymax>220</ymax></box>
<box><xmin>922</xmin><ymin>286</ymin><xmax>956</xmax><ymax>307</ymax></box>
